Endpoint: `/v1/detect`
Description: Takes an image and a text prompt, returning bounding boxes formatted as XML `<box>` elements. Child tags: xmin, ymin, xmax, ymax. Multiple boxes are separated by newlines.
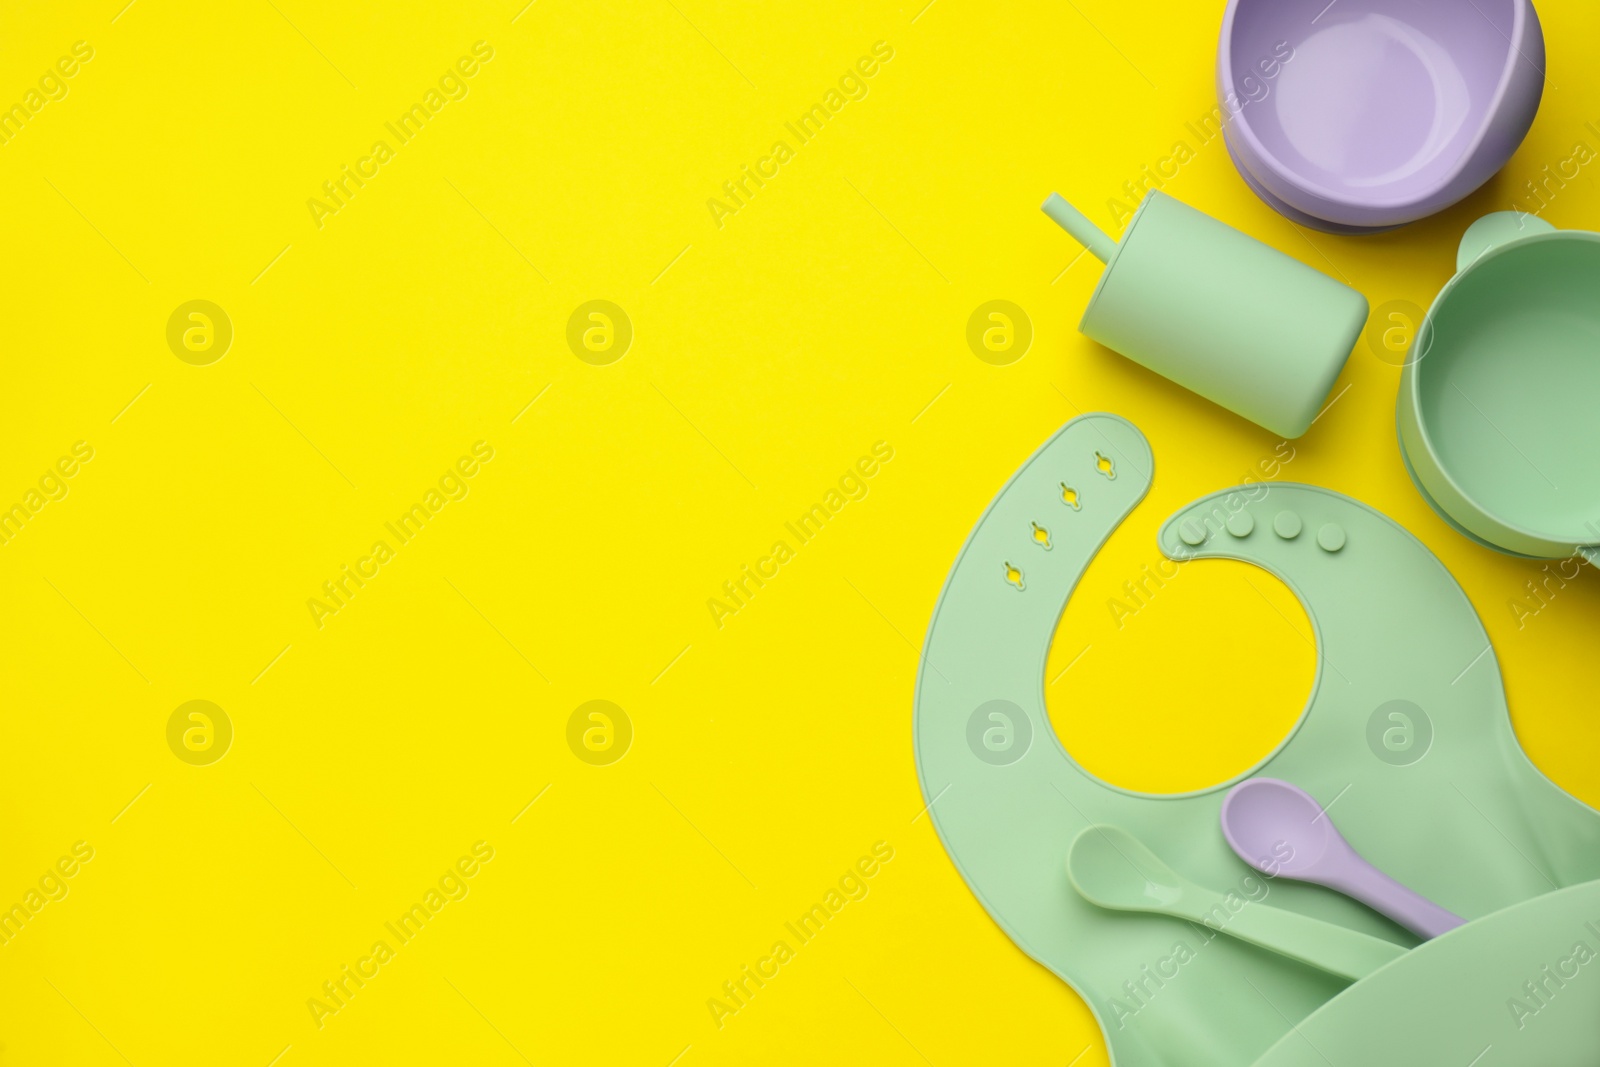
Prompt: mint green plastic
<box><xmin>1043</xmin><ymin>193</ymin><xmax>1117</xmax><ymax>263</ymax></box>
<box><xmin>1043</xmin><ymin>191</ymin><xmax>1368</xmax><ymax>439</ymax></box>
<box><xmin>1067</xmin><ymin>825</ymin><xmax>1407</xmax><ymax>982</ymax></box>
<box><xmin>913</xmin><ymin>413</ymin><xmax>1600</xmax><ymax>1066</ymax></box>
<box><xmin>1251</xmin><ymin>881</ymin><xmax>1600</xmax><ymax>1067</ymax></box>
<box><xmin>1399</xmin><ymin>211</ymin><xmax>1600</xmax><ymax>558</ymax></box>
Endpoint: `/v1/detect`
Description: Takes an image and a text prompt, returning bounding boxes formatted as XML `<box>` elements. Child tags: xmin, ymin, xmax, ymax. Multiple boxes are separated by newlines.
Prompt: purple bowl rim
<box><xmin>1217</xmin><ymin>0</ymin><xmax>1537</xmax><ymax>214</ymax></box>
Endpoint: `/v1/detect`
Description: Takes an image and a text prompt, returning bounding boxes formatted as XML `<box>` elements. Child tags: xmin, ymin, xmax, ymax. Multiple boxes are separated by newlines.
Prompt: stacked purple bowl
<box><xmin>1219</xmin><ymin>0</ymin><xmax>1545</xmax><ymax>233</ymax></box>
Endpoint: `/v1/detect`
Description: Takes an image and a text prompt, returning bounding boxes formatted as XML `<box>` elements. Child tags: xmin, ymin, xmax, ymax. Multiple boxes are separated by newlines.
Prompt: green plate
<box><xmin>1251</xmin><ymin>880</ymin><xmax>1600</xmax><ymax>1066</ymax></box>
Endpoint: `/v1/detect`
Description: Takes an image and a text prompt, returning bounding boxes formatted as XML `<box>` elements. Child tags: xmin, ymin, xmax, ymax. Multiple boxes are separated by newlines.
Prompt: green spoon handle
<box><xmin>1216</xmin><ymin>901</ymin><xmax>1407</xmax><ymax>981</ymax></box>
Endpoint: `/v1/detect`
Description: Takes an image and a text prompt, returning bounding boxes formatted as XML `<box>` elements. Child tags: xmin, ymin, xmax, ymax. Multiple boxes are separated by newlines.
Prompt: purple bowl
<box><xmin>1219</xmin><ymin>0</ymin><xmax>1545</xmax><ymax>230</ymax></box>
<box><xmin>1224</xmin><ymin>134</ymin><xmax>1401</xmax><ymax>235</ymax></box>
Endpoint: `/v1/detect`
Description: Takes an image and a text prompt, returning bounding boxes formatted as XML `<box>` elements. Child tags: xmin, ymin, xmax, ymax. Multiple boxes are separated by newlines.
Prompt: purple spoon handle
<box><xmin>1317</xmin><ymin>853</ymin><xmax>1464</xmax><ymax>940</ymax></box>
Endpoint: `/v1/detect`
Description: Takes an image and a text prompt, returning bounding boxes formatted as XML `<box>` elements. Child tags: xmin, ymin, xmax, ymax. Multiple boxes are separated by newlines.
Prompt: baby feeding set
<box><xmin>915</xmin><ymin>3</ymin><xmax>1600</xmax><ymax>1063</ymax></box>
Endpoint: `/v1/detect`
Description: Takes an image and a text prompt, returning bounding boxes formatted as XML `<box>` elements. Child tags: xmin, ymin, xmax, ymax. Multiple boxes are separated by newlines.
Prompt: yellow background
<box><xmin>2</xmin><ymin>0</ymin><xmax>1599</xmax><ymax>1063</ymax></box>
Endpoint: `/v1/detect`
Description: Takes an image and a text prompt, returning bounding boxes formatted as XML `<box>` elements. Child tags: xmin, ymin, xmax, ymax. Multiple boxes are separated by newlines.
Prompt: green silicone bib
<box><xmin>913</xmin><ymin>414</ymin><xmax>1600</xmax><ymax>1066</ymax></box>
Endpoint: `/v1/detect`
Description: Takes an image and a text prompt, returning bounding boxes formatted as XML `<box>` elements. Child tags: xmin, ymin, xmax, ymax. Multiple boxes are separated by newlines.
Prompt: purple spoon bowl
<box><xmin>1219</xmin><ymin>0</ymin><xmax>1544</xmax><ymax>229</ymax></box>
<box><xmin>1220</xmin><ymin>778</ymin><xmax>1465</xmax><ymax>939</ymax></box>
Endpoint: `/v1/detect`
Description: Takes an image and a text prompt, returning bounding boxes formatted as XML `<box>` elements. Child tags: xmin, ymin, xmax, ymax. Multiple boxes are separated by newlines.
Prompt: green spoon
<box><xmin>1067</xmin><ymin>825</ymin><xmax>1407</xmax><ymax>982</ymax></box>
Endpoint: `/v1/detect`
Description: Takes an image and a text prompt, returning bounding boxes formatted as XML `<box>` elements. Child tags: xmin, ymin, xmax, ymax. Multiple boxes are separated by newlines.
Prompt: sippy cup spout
<box><xmin>1042</xmin><ymin>192</ymin><xmax>1117</xmax><ymax>263</ymax></box>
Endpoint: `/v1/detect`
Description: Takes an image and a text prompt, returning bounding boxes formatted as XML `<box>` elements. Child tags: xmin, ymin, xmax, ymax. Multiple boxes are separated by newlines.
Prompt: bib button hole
<box><xmin>1004</xmin><ymin>562</ymin><xmax>1025</xmax><ymax>590</ymax></box>
<box><xmin>1031</xmin><ymin>522</ymin><xmax>1052</xmax><ymax>550</ymax></box>
<box><xmin>1061</xmin><ymin>483</ymin><xmax>1081</xmax><ymax>510</ymax></box>
<box><xmin>1094</xmin><ymin>452</ymin><xmax>1116</xmax><ymax>480</ymax></box>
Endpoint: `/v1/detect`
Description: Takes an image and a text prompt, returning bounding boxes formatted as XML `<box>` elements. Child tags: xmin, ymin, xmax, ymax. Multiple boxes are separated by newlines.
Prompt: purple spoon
<box><xmin>1220</xmin><ymin>778</ymin><xmax>1463</xmax><ymax>939</ymax></box>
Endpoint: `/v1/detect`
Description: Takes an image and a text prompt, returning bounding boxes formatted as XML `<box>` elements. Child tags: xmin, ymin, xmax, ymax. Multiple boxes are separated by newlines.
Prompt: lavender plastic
<box><xmin>1224</xmin><ymin>137</ymin><xmax>1398</xmax><ymax>236</ymax></box>
<box><xmin>1220</xmin><ymin>0</ymin><xmax>1545</xmax><ymax>230</ymax></box>
<box><xmin>1220</xmin><ymin>778</ymin><xmax>1465</xmax><ymax>939</ymax></box>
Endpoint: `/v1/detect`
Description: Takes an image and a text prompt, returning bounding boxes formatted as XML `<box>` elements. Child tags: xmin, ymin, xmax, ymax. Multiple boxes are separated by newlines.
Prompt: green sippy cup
<box><xmin>1044</xmin><ymin>190</ymin><xmax>1368</xmax><ymax>438</ymax></box>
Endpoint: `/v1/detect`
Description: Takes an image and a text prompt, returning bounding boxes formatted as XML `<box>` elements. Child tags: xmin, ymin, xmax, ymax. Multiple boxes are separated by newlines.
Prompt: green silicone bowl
<box><xmin>1398</xmin><ymin>212</ymin><xmax>1600</xmax><ymax>559</ymax></box>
